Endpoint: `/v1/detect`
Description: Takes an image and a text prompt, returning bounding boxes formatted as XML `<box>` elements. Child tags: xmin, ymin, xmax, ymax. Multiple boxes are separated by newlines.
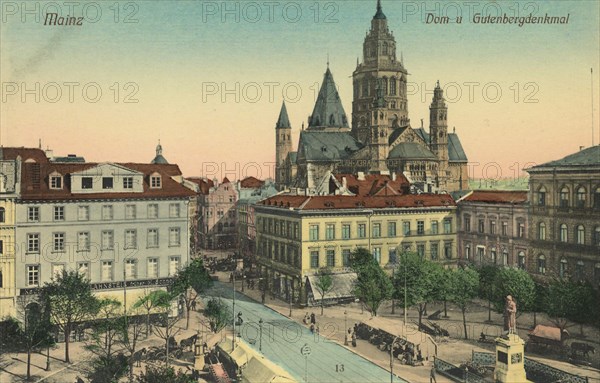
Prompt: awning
<box><xmin>306</xmin><ymin>272</ymin><xmax>357</xmax><ymax>301</ymax></box>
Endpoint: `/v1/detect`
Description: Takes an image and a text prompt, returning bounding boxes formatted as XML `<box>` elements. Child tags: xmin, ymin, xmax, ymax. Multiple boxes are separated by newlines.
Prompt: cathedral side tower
<box><xmin>275</xmin><ymin>101</ymin><xmax>292</xmax><ymax>187</ymax></box>
<box><xmin>352</xmin><ymin>0</ymin><xmax>409</xmax><ymax>144</ymax></box>
<box><xmin>429</xmin><ymin>81</ymin><xmax>449</xmax><ymax>184</ymax></box>
<box><xmin>369</xmin><ymin>87</ymin><xmax>390</xmax><ymax>173</ymax></box>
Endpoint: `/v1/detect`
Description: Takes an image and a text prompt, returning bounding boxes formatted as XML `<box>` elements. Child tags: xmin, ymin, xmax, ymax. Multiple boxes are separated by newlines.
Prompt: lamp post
<box><xmin>232</xmin><ymin>270</ymin><xmax>236</xmax><ymax>350</ymax></box>
<box><xmin>390</xmin><ymin>336</ymin><xmax>400</xmax><ymax>383</ymax></box>
<box><xmin>344</xmin><ymin>310</ymin><xmax>348</xmax><ymax>345</ymax></box>
<box><xmin>259</xmin><ymin>318</ymin><xmax>263</xmax><ymax>352</ymax></box>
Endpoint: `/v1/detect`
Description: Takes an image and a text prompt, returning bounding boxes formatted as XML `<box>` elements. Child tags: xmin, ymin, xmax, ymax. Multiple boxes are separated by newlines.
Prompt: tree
<box><xmin>118</xmin><ymin>312</ymin><xmax>146</xmax><ymax>382</ymax></box>
<box><xmin>313</xmin><ymin>268</ymin><xmax>334</xmax><ymax>316</ymax></box>
<box><xmin>204</xmin><ymin>298</ymin><xmax>232</xmax><ymax>333</ymax></box>
<box><xmin>86</xmin><ymin>298</ymin><xmax>122</xmax><ymax>360</ymax></box>
<box><xmin>544</xmin><ymin>278</ymin><xmax>575</xmax><ymax>332</ymax></box>
<box><xmin>432</xmin><ymin>267</ymin><xmax>453</xmax><ymax>318</ymax></box>
<box><xmin>350</xmin><ymin>248</ymin><xmax>393</xmax><ymax>317</ymax></box>
<box><xmin>477</xmin><ymin>265</ymin><xmax>498</xmax><ymax>322</ymax></box>
<box><xmin>132</xmin><ymin>289</ymin><xmax>172</xmax><ymax>337</ymax></box>
<box><xmin>135</xmin><ymin>365</ymin><xmax>195</xmax><ymax>383</ymax></box>
<box><xmin>567</xmin><ymin>281</ymin><xmax>600</xmax><ymax>335</ymax></box>
<box><xmin>86</xmin><ymin>353</ymin><xmax>129</xmax><ymax>383</ymax></box>
<box><xmin>448</xmin><ymin>267</ymin><xmax>479</xmax><ymax>340</ymax></box>
<box><xmin>40</xmin><ymin>270</ymin><xmax>99</xmax><ymax>363</ymax></box>
<box><xmin>491</xmin><ymin>268</ymin><xmax>536</xmax><ymax>317</ymax></box>
<box><xmin>170</xmin><ymin>258</ymin><xmax>213</xmax><ymax>329</ymax></box>
<box><xmin>152</xmin><ymin>303</ymin><xmax>181</xmax><ymax>367</ymax></box>
<box><xmin>392</xmin><ymin>252</ymin><xmax>441</xmax><ymax>328</ymax></box>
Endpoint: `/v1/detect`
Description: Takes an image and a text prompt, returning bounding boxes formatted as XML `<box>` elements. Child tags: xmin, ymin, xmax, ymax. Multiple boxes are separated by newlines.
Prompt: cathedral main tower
<box><xmin>275</xmin><ymin>101</ymin><xmax>292</xmax><ymax>187</ymax></box>
<box><xmin>352</xmin><ymin>0</ymin><xmax>409</xmax><ymax>145</ymax></box>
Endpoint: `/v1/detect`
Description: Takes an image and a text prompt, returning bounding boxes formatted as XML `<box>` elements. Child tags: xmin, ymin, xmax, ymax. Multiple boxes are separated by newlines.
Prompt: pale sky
<box><xmin>1</xmin><ymin>0</ymin><xmax>599</xmax><ymax>182</ymax></box>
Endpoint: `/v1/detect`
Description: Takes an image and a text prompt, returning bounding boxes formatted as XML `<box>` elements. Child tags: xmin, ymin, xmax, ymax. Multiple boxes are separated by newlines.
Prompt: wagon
<box><xmin>526</xmin><ymin>325</ymin><xmax>569</xmax><ymax>355</ymax></box>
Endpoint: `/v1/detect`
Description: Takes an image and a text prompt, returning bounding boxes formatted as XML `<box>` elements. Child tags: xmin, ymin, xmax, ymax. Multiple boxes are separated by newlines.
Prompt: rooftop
<box><xmin>460</xmin><ymin>190</ymin><xmax>528</xmax><ymax>204</ymax></box>
<box><xmin>527</xmin><ymin>145</ymin><xmax>600</xmax><ymax>171</ymax></box>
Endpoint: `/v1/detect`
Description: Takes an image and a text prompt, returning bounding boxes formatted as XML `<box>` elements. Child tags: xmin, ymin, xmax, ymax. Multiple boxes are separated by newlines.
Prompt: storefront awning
<box><xmin>306</xmin><ymin>272</ymin><xmax>357</xmax><ymax>301</ymax></box>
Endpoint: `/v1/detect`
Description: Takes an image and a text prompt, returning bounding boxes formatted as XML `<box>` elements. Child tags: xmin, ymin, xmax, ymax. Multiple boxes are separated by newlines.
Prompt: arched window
<box><xmin>362</xmin><ymin>78</ymin><xmax>369</xmax><ymax>97</ymax></box>
<box><xmin>576</xmin><ymin>187</ymin><xmax>586</xmax><ymax>208</ymax></box>
<box><xmin>0</xmin><ymin>207</ymin><xmax>4</xmax><ymax>223</ymax></box>
<box><xmin>383</xmin><ymin>42</ymin><xmax>389</xmax><ymax>55</ymax></box>
<box><xmin>490</xmin><ymin>247</ymin><xmax>497</xmax><ymax>264</ymax></box>
<box><xmin>465</xmin><ymin>244</ymin><xmax>471</xmax><ymax>261</ymax></box>
<box><xmin>576</xmin><ymin>260</ymin><xmax>585</xmax><ymax>280</ymax></box>
<box><xmin>559</xmin><ymin>187</ymin><xmax>569</xmax><ymax>208</ymax></box>
<box><xmin>538</xmin><ymin>222</ymin><xmax>546</xmax><ymax>240</ymax></box>
<box><xmin>537</xmin><ymin>255</ymin><xmax>546</xmax><ymax>274</ymax></box>
<box><xmin>0</xmin><ymin>269</ymin><xmax>3</xmax><ymax>288</ymax></box>
<box><xmin>594</xmin><ymin>187</ymin><xmax>600</xmax><ymax>210</ymax></box>
<box><xmin>538</xmin><ymin>186</ymin><xmax>547</xmax><ymax>206</ymax></box>
<box><xmin>518</xmin><ymin>251</ymin><xmax>526</xmax><ymax>269</ymax></box>
<box><xmin>577</xmin><ymin>225</ymin><xmax>585</xmax><ymax>245</ymax></box>
<box><xmin>559</xmin><ymin>258</ymin><xmax>567</xmax><ymax>278</ymax></box>
<box><xmin>595</xmin><ymin>226</ymin><xmax>600</xmax><ymax>246</ymax></box>
<box><xmin>390</xmin><ymin>77</ymin><xmax>397</xmax><ymax>95</ymax></box>
<box><xmin>502</xmin><ymin>248</ymin><xmax>509</xmax><ymax>266</ymax></box>
<box><xmin>381</xmin><ymin>77</ymin><xmax>388</xmax><ymax>95</ymax></box>
<box><xmin>560</xmin><ymin>223</ymin><xmax>568</xmax><ymax>242</ymax></box>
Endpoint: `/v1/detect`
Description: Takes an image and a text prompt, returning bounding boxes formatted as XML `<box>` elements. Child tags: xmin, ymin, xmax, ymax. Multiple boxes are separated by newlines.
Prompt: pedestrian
<box><xmin>354</xmin><ymin>323</ymin><xmax>359</xmax><ymax>336</ymax></box>
<box><xmin>310</xmin><ymin>324</ymin><xmax>315</xmax><ymax>333</ymax></box>
<box><xmin>310</xmin><ymin>312</ymin><xmax>316</xmax><ymax>325</ymax></box>
<box><xmin>191</xmin><ymin>299</ymin><xmax>197</xmax><ymax>311</ymax></box>
<box><xmin>345</xmin><ymin>328</ymin><xmax>351</xmax><ymax>345</ymax></box>
<box><xmin>302</xmin><ymin>312</ymin><xmax>309</xmax><ymax>325</ymax></box>
<box><xmin>229</xmin><ymin>273</ymin><xmax>233</xmax><ymax>283</ymax></box>
<box><xmin>351</xmin><ymin>331</ymin><xmax>357</xmax><ymax>347</ymax></box>
<box><xmin>315</xmin><ymin>324</ymin><xmax>320</xmax><ymax>336</ymax></box>
<box><xmin>430</xmin><ymin>365</ymin><xmax>437</xmax><ymax>383</ymax></box>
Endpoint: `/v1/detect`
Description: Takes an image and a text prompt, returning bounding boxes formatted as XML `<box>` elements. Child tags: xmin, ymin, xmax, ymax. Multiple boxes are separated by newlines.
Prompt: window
<box><xmin>81</xmin><ymin>177</ymin><xmax>93</xmax><ymax>189</ymax></box>
<box><xmin>465</xmin><ymin>244</ymin><xmax>471</xmax><ymax>260</ymax></box>
<box><xmin>0</xmin><ymin>207</ymin><xmax>4</xmax><ymax>223</ymax></box>
<box><xmin>51</xmin><ymin>264</ymin><xmax>64</xmax><ymax>279</ymax></box>
<box><xmin>502</xmin><ymin>249</ymin><xmax>508</xmax><ymax>266</ymax></box>
<box><xmin>490</xmin><ymin>220</ymin><xmax>496</xmax><ymax>235</ymax></box>
<box><xmin>576</xmin><ymin>261</ymin><xmax>584</xmax><ymax>280</ymax></box>
<box><xmin>490</xmin><ymin>248</ymin><xmax>497</xmax><ymax>264</ymax></box>
<box><xmin>518</xmin><ymin>251</ymin><xmax>526</xmax><ymax>269</ymax></box>
<box><xmin>148</xmin><ymin>204</ymin><xmax>158</xmax><ymax>219</ymax></box>
<box><xmin>294</xmin><ymin>223</ymin><xmax>299</xmax><ymax>239</ymax></box>
<box><xmin>309</xmin><ymin>225</ymin><xmax>319</xmax><ymax>241</ymax></box>
<box><xmin>537</xmin><ymin>255</ymin><xmax>546</xmax><ymax>274</ymax></box>
<box><xmin>27</xmin><ymin>233</ymin><xmax>40</xmax><ymax>253</ymax></box>
<box><xmin>595</xmin><ymin>226</ymin><xmax>600</xmax><ymax>246</ymax></box>
<box><xmin>123</xmin><ymin>177</ymin><xmax>133</xmax><ymax>189</ymax></box>
<box><xmin>358</xmin><ymin>224</ymin><xmax>366</xmax><ymax>238</ymax></box>
<box><xmin>102</xmin><ymin>177</ymin><xmax>113</xmax><ymax>189</ymax></box>
<box><xmin>559</xmin><ymin>258</ymin><xmax>568</xmax><ymax>278</ymax></box>
<box><xmin>78</xmin><ymin>232</ymin><xmax>90</xmax><ymax>251</ymax></box>
<box><xmin>326</xmin><ymin>224</ymin><xmax>335</xmax><ymax>240</ymax></box>
<box><xmin>125</xmin><ymin>205</ymin><xmax>136</xmax><ymax>219</ymax></box>
<box><xmin>463</xmin><ymin>216</ymin><xmax>470</xmax><ymax>232</ymax></box>
<box><xmin>53</xmin><ymin>206</ymin><xmax>65</xmax><ymax>221</ymax></box>
<box><xmin>147</xmin><ymin>228</ymin><xmax>159</xmax><ymax>247</ymax></box>
<box><xmin>538</xmin><ymin>222</ymin><xmax>546</xmax><ymax>240</ymax></box>
<box><xmin>538</xmin><ymin>186</ymin><xmax>546</xmax><ymax>206</ymax></box>
<box><xmin>560</xmin><ymin>224</ymin><xmax>568</xmax><ymax>243</ymax></box>
<box><xmin>577</xmin><ymin>225</ymin><xmax>585</xmax><ymax>245</ymax></box>
<box><xmin>100</xmin><ymin>230</ymin><xmax>113</xmax><ymax>250</ymax></box>
<box><xmin>326</xmin><ymin>250</ymin><xmax>335</xmax><ymax>267</ymax></box>
<box><xmin>372</xmin><ymin>223</ymin><xmax>381</xmax><ymax>238</ymax></box>
<box><xmin>342</xmin><ymin>224</ymin><xmax>351</xmax><ymax>239</ymax></box>
<box><xmin>101</xmin><ymin>261</ymin><xmax>113</xmax><ymax>281</ymax></box>
<box><xmin>310</xmin><ymin>251</ymin><xmax>319</xmax><ymax>268</ymax></box>
<box><xmin>518</xmin><ymin>222</ymin><xmax>525</xmax><ymax>238</ymax></box>
<box><xmin>50</xmin><ymin>175</ymin><xmax>62</xmax><ymax>189</ymax></box>
<box><xmin>388</xmin><ymin>248</ymin><xmax>398</xmax><ymax>263</ymax></box>
<box><xmin>342</xmin><ymin>249</ymin><xmax>351</xmax><ymax>267</ymax></box>
<box><xmin>102</xmin><ymin>205</ymin><xmax>113</xmax><ymax>220</ymax></box>
<box><xmin>78</xmin><ymin>206</ymin><xmax>90</xmax><ymax>221</ymax></box>
<box><xmin>388</xmin><ymin>222</ymin><xmax>397</xmax><ymax>237</ymax></box>
<box><xmin>27</xmin><ymin>265</ymin><xmax>39</xmax><ymax>286</ymax></box>
<box><xmin>416</xmin><ymin>244</ymin><xmax>425</xmax><ymax>259</ymax></box>
<box><xmin>576</xmin><ymin>187</ymin><xmax>586</xmax><ymax>208</ymax></box>
<box><xmin>403</xmin><ymin>222</ymin><xmax>410</xmax><ymax>236</ymax></box>
<box><xmin>443</xmin><ymin>218</ymin><xmax>452</xmax><ymax>234</ymax></box>
<box><xmin>0</xmin><ymin>240</ymin><xmax>3</xmax><ymax>255</ymax></box>
<box><xmin>444</xmin><ymin>243</ymin><xmax>452</xmax><ymax>259</ymax></box>
<box><xmin>430</xmin><ymin>243</ymin><xmax>439</xmax><ymax>260</ymax></box>
<box><xmin>53</xmin><ymin>233</ymin><xmax>65</xmax><ymax>252</ymax></box>
<box><xmin>559</xmin><ymin>187</ymin><xmax>569</xmax><ymax>207</ymax></box>
<box><xmin>28</xmin><ymin>207</ymin><xmax>39</xmax><ymax>222</ymax></box>
<box><xmin>78</xmin><ymin>262</ymin><xmax>89</xmax><ymax>279</ymax></box>
<box><xmin>148</xmin><ymin>258</ymin><xmax>158</xmax><ymax>278</ymax></box>
<box><xmin>500</xmin><ymin>221</ymin><xmax>507</xmax><ymax>236</ymax></box>
<box><xmin>478</xmin><ymin>219</ymin><xmax>485</xmax><ymax>233</ymax></box>
<box><xmin>125</xmin><ymin>229</ymin><xmax>137</xmax><ymax>249</ymax></box>
<box><xmin>477</xmin><ymin>247</ymin><xmax>485</xmax><ymax>263</ymax></box>
<box><xmin>169</xmin><ymin>227</ymin><xmax>181</xmax><ymax>246</ymax></box>
<box><xmin>431</xmin><ymin>220</ymin><xmax>439</xmax><ymax>234</ymax></box>
<box><xmin>125</xmin><ymin>260</ymin><xmax>136</xmax><ymax>279</ymax></box>
<box><xmin>594</xmin><ymin>187</ymin><xmax>600</xmax><ymax>210</ymax></box>
<box><xmin>150</xmin><ymin>175</ymin><xmax>162</xmax><ymax>188</ymax></box>
<box><xmin>416</xmin><ymin>221</ymin><xmax>424</xmax><ymax>235</ymax></box>
<box><xmin>373</xmin><ymin>247</ymin><xmax>381</xmax><ymax>263</ymax></box>
<box><xmin>169</xmin><ymin>257</ymin><xmax>180</xmax><ymax>276</ymax></box>
<box><xmin>169</xmin><ymin>203</ymin><xmax>180</xmax><ymax>218</ymax></box>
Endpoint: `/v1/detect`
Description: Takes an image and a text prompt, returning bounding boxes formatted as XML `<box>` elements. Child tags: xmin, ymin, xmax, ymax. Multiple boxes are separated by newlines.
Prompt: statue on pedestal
<box><xmin>503</xmin><ymin>295</ymin><xmax>517</xmax><ymax>335</ymax></box>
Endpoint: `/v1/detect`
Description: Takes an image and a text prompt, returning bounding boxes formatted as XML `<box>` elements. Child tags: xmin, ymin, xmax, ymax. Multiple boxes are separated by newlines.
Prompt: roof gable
<box><xmin>307</xmin><ymin>68</ymin><xmax>349</xmax><ymax>130</ymax></box>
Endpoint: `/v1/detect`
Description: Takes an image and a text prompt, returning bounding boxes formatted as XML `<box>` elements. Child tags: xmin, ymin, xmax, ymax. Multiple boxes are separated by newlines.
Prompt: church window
<box><xmin>383</xmin><ymin>42</ymin><xmax>388</xmax><ymax>55</ymax></box>
<box><xmin>390</xmin><ymin>77</ymin><xmax>397</xmax><ymax>95</ymax></box>
<box><xmin>363</xmin><ymin>79</ymin><xmax>369</xmax><ymax>97</ymax></box>
<box><xmin>329</xmin><ymin>114</ymin><xmax>335</xmax><ymax>125</ymax></box>
<box><xmin>382</xmin><ymin>77</ymin><xmax>388</xmax><ymax>95</ymax></box>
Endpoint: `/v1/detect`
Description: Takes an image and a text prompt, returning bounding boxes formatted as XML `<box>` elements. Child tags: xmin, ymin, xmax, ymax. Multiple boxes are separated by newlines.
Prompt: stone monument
<box><xmin>494</xmin><ymin>295</ymin><xmax>530</xmax><ymax>383</ymax></box>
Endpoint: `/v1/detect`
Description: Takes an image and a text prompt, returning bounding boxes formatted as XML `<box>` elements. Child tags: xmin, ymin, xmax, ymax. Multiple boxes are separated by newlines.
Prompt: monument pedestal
<box><xmin>494</xmin><ymin>334</ymin><xmax>530</xmax><ymax>383</ymax></box>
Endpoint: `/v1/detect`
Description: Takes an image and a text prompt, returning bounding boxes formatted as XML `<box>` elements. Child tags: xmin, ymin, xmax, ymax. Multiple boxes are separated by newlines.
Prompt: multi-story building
<box><xmin>7</xmin><ymin>148</ymin><xmax>194</xmax><ymax>315</ymax></box>
<box><xmin>197</xmin><ymin>177</ymin><xmax>238</xmax><ymax>249</ymax></box>
<box><xmin>526</xmin><ymin>146</ymin><xmax>600</xmax><ymax>285</ymax></box>
<box><xmin>456</xmin><ymin>191</ymin><xmax>529</xmax><ymax>269</ymax></box>
<box><xmin>254</xmin><ymin>193</ymin><xmax>457</xmax><ymax>305</ymax></box>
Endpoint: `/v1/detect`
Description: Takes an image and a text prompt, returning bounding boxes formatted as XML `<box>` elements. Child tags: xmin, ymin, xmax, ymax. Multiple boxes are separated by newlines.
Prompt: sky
<box><xmin>1</xmin><ymin>0</ymin><xmax>599</xmax><ymax>182</ymax></box>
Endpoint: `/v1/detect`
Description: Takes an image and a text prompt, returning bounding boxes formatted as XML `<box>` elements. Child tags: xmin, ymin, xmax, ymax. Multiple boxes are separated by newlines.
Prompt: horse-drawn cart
<box><xmin>526</xmin><ymin>325</ymin><xmax>569</xmax><ymax>355</ymax></box>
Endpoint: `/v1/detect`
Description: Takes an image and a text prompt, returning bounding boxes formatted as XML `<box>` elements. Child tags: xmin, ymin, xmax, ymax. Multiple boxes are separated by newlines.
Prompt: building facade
<box><xmin>254</xmin><ymin>194</ymin><xmax>457</xmax><ymax>304</ymax></box>
<box><xmin>275</xmin><ymin>1</ymin><xmax>469</xmax><ymax>194</ymax></box>
<box><xmin>456</xmin><ymin>191</ymin><xmax>529</xmax><ymax>269</ymax></box>
<box><xmin>197</xmin><ymin>177</ymin><xmax>238</xmax><ymax>249</ymax></box>
<box><xmin>526</xmin><ymin>146</ymin><xmax>600</xmax><ymax>285</ymax></box>
<box><xmin>4</xmin><ymin>148</ymin><xmax>194</xmax><ymax>317</ymax></box>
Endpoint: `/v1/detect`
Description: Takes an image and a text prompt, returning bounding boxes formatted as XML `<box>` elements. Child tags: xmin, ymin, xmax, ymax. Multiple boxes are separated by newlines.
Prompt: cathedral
<box><xmin>275</xmin><ymin>0</ymin><xmax>469</xmax><ymax>194</ymax></box>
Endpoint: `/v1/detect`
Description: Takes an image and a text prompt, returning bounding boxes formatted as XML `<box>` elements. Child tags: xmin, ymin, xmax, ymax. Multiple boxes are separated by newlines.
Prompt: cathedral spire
<box><xmin>151</xmin><ymin>140</ymin><xmax>168</xmax><ymax>164</ymax></box>
<box><xmin>374</xmin><ymin>0</ymin><xmax>386</xmax><ymax>19</ymax></box>
<box><xmin>276</xmin><ymin>101</ymin><xmax>291</xmax><ymax>129</ymax></box>
<box><xmin>307</xmin><ymin>67</ymin><xmax>349</xmax><ymax>130</ymax></box>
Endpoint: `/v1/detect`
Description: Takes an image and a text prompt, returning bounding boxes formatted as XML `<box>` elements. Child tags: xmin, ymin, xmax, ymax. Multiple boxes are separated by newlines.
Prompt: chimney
<box><xmin>357</xmin><ymin>172</ymin><xmax>365</xmax><ymax>181</ymax></box>
<box><xmin>392</xmin><ymin>173</ymin><xmax>396</xmax><ymax>181</ymax></box>
<box><xmin>342</xmin><ymin>177</ymin><xmax>347</xmax><ymax>189</ymax></box>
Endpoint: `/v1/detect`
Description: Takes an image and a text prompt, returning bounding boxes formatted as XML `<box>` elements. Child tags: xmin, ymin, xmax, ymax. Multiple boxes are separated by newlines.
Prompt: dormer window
<box><xmin>81</xmin><ymin>177</ymin><xmax>93</xmax><ymax>189</ymax></box>
<box><xmin>102</xmin><ymin>177</ymin><xmax>113</xmax><ymax>189</ymax></box>
<box><xmin>150</xmin><ymin>173</ymin><xmax>162</xmax><ymax>189</ymax></box>
<box><xmin>123</xmin><ymin>177</ymin><xmax>134</xmax><ymax>189</ymax></box>
<box><xmin>50</xmin><ymin>173</ymin><xmax>63</xmax><ymax>190</ymax></box>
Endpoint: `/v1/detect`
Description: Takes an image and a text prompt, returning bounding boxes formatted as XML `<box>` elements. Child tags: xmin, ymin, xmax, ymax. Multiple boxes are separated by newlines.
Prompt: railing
<box><xmin>472</xmin><ymin>351</ymin><xmax>495</xmax><ymax>366</ymax></box>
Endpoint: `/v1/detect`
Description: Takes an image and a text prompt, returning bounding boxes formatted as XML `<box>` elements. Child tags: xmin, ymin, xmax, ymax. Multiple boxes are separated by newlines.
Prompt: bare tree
<box><xmin>152</xmin><ymin>306</ymin><xmax>182</xmax><ymax>367</ymax></box>
<box><xmin>313</xmin><ymin>268</ymin><xmax>334</xmax><ymax>316</ymax></box>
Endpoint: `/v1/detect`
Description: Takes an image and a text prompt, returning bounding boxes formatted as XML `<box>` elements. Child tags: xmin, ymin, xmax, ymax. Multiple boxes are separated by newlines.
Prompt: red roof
<box><xmin>20</xmin><ymin>162</ymin><xmax>195</xmax><ymax>201</ymax></box>
<box><xmin>186</xmin><ymin>177</ymin><xmax>214</xmax><ymax>195</ymax></box>
<box><xmin>1</xmin><ymin>147</ymin><xmax>49</xmax><ymax>163</ymax></box>
<box><xmin>462</xmin><ymin>190</ymin><xmax>528</xmax><ymax>204</ymax></box>
<box><xmin>260</xmin><ymin>194</ymin><xmax>455</xmax><ymax>210</ymax></box>
<box><xmin>333</xmin><ymin>173</ymin><xmax>410</xmax><ymax>196</ymax></box>
<box><xmin>240</xmin><ymin>176</ymin><xmax>265</xmax><ymax>189</ymax></box>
